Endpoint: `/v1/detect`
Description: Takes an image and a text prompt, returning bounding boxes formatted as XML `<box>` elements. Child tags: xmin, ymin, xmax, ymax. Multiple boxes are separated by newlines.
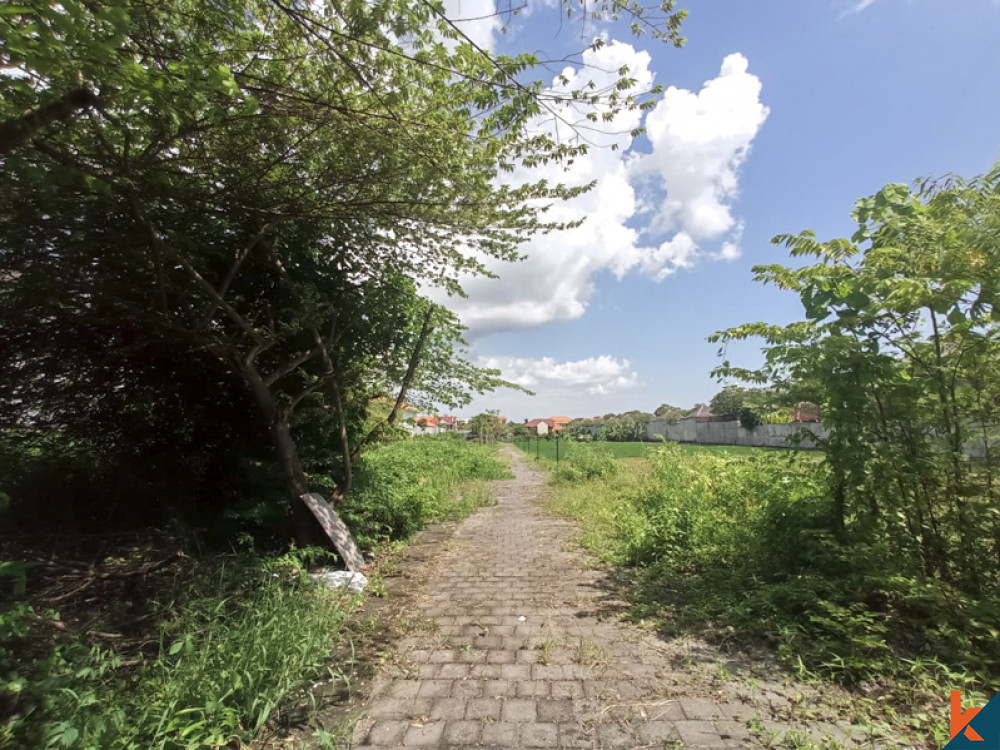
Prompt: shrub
<box><xmin>336</xmin><ymin>436</ymin><xmax>509</xmax><ymax>548</ymax></box>
<box><xmin>1</xmin><ymin>551</ymin><xmax>355</xmax><ymax>750</ymax></box>
<box><xmin>545</xmin><ymin>442</ymin><xmax>1000</xmax><ymax>699</ymax></box>
<box><xmin>552</xmin><ymin>444</ymin><xmax>620</xmax><ymax>483</ymax></box>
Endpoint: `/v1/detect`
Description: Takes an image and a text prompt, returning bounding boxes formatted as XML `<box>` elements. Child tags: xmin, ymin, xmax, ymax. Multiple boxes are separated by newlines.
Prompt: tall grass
<box><xmin>336</xmin><ymin>435</ymin><xmax>510</xmax><ymax>548</ymax></box>
<box><xmin>514</xmin><ymin>438</ymin><xmax>793</xmax><ymax>462</ymax></box>
<box><xmin>545</xmin><ymin>442</ymin><xmax>998</xmax><ymax>742</ymax></box>
<box><xmin>2</xmin><ymin>437</ymin><xmax>509</xmax><ymax>749</ymax></box>
<box><xmin>1</xmin><ymin>552</ymin><xmax>356</xmax><ymax>750</ymax></box>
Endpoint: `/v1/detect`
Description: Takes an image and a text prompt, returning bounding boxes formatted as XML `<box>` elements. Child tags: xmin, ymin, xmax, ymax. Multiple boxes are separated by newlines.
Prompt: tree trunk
<box><xmin>270</xmin><ymin>415</ymin><xmax>333</xmax><ymax>548</ymax></box>
<box><xmin>237</xmin><ymin>358</ymin><xmax>331</xmax><ymax>548</ymax></box>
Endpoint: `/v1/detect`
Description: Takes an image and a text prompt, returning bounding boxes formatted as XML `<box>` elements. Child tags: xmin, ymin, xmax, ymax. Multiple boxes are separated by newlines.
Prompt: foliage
<box><xmin>653</xmin><ymin>403</ymin><xmax>686</xmax><ymax>423</ymax></box>
<box><xmin>544</xmin><ymin>165</ymin><xmax>1000</xmax><ymax>733</ymax></box>
<box><xmin>708</xmin><ymin>385</ymin><xmax>781</xmax><ymax>426</ymax></box>
<box><xmin>546</xmin><ymin>444</ymin><xmax>1000</xmax><ymax>733</ymax></box>
<box><xmin>515</xmin><ymin>439</ymin><xmax>776</xmax><ymax>462</ymax></box>
<box><xmin>336</xmin><ymin>436</ymin><xmax>509</xmax><ymax>549</ymax></box>
<box><xmin>709</xmin><ymin>385</ymin><xmax>746</xmax><ymax>418</ymax></box>
<box><xmin>551</xmin><ymin>444</ymin><xmax>621</xmax><ymax>483</ymax></box>
<box><xmin>738</xmin><ymin>406</ymin><xmax>762</xmax><ymax>431</ymax></box>
<box><xmin>0</xmin><ymin>550</ymin><xmax>356</xmax><ymax>750</ymax></box>
<box><xmin>711</xmin><ymin>165</ymin><xmax>1000</xmax><ymax>594</ymax></box>
<box><xmin>570</xmin><ymin>411</ymin><xmax>655</xmax><ymax>441</ymax></box>
<box><xmin>0</xmin><ymin>425</ymin><xmax>282</xmax><ymax>540</ymax></box>
<box><xmin>467</xmin><ymin>411</ymin><xmax>508</xmax><ymax>444</ymax></box>
<box><xmin>0</xmin><ymin>0</ymin><xmax>686</xmax><ymax>544</ymax></box>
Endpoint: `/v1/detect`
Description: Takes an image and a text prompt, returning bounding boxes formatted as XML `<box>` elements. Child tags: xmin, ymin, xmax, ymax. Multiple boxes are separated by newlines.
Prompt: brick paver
<box><xmin>352</xmin><ymin>449</ymin><xmax>855</xmax><ymax>748</ymax></box>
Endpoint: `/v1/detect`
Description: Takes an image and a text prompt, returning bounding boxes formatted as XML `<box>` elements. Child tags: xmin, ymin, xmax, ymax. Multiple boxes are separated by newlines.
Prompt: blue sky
<box><xmin>438</xmin><ymin>0</ymin><xmax>1000</xmax><ymax>421</ymax></box>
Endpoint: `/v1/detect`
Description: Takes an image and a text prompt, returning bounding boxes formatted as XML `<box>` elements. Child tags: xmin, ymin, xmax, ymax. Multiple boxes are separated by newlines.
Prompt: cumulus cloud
<box><xmin>479</xmin><ymin>354</ymin><xmax>640</xmax><ymax>396</ymax></box>
<box><xmin>632</xmin><ymin>53</ymin><xmax>770</xmax><ymax>247</ymax></box>
<box><xmin>436</xmin><ymin>47</ymin><xmax>768</xmax><ymax>337</ymax></box>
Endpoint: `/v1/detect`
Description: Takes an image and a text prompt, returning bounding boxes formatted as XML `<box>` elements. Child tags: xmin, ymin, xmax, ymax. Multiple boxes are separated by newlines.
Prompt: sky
<box><xmin>432</xmin><ymin>0</ymin><xmax>1000</xmax><ymax>421</ymax></box>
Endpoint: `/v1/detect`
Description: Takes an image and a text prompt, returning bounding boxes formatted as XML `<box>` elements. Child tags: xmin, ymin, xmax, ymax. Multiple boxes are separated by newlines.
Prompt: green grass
<box><xmin>2</xmin><ymin>436</ymin><xmax>509</xmax><ymax>750</ymax></box>
<box><xmin>338</xmin><ymin>436</ymin><xmax>510</xmax><ymax>548</ymax></box>
<box><xmin>513</xmin><ymin>439</ymin><xmax>793</xmax><ymax>462</ymax></box>
<box><xmin>1</xmin><ymin>550</ymin><xmax>359</xmax><ymax>750</ymax></box>
<box><xmin>540</xmin><ymin>442</ymin><xmax>994</xmax><ymax>748</ymax></box>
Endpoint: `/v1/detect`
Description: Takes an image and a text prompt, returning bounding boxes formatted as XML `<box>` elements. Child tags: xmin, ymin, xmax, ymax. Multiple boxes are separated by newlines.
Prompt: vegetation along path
<box><xmin>351</xmin><ymin>448</ymin><xmax>858</xmax><ymax>749</ymax></box>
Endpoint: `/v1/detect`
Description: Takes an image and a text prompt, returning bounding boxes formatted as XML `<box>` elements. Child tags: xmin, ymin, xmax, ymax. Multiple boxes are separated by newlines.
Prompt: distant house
<box><xmin>523</xmin><ymin>418</ymin><xmax>549</xmax><ymax>435</ymax></box>
<box><xmin>524</xmin><ymin>416</ymin><xmax>571</xmax><ymax>435</ymax></box>
<box><xmin>682</xmin><ymin>404</ymin><xmax>715</xmax><ymax>421</ymax></box>
<box><xmin>791</xmin><ymin>402</ymin><xmax>821</xmax><ymax>423</ymax></box>
<box><xmin>412</xmin><ymin>415</ymin><xmax>460</xmax><ymax>434</ymax></box>
<box><xmin>413</xmin><ymin>416</ymin><xmax>437</xmax><ymax>434</ymax></box>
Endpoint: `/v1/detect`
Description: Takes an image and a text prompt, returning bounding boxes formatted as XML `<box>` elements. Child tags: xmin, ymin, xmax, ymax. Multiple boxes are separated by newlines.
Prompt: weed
<box><xmin>573</xmin><ymin>638</ymin><xmax>609</xmax><ymax>668</ymax></box>
<box><xmin>337</xmin><ymin>437</ymin><xmax>509</xmax><ymax>549</ymax></box>
<box><xmin>0</xmin><ymin>551</ymin><xmax>358</xmax><ymax>750</ymax></box>
<box><xmin>535</xmin><ymin>637</ymin><xmax>556</xmax><ymax>665</ymax></box>
<box><xmin>543</xmin><ymin>441</ymin><xmax>998</xmax><ymax>747</ymax></box>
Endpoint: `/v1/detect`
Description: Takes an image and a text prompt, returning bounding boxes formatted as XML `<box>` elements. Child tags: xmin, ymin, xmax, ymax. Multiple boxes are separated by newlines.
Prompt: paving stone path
<box><xmin>351</xmin><ymin>449</ymin><xmax>857</xmax><ymax>749</ymax></box>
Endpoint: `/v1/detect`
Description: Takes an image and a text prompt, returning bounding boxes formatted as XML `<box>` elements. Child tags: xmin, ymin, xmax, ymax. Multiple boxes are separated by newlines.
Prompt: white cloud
<box><xmin>442</xmin><ymin>0</ymin><xmax>501</xmax><ymax>51</ymax></box>
<box><xmin>838</xmin><ymin>0</ymin><xmax>879</xmax><ymax>17</ymax></box>
<box><xmin>436</xmin><ymin>47</ymin><xmax>768</xmax><ymax>337</ymax></box>
<box><xmin>633</xmin><ymin>53</ymin><xmax>770</xmax><ymax>245</ymax></box>
<box><xmin>480</xmin><ymin>354</ymin><xmax>639</xmax><ymax>396</ymax></box>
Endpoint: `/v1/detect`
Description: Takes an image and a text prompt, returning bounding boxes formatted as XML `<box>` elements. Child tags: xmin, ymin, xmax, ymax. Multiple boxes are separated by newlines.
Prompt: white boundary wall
<box><xmin>645</xmin><ymin>419</ymin><xmax>828</xmax><ymax>449</ymax></box>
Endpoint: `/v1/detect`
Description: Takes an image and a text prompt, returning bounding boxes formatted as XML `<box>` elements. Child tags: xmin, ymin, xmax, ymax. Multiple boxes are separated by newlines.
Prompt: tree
<box><xmin>1</xmin><ymin>0</ymin><xmax>688</xmax><ymax>551</ymax></box>
<box><xmin>599</xmin><ymin>411</ymin><xmax>653</xmax><ymax>442</ymax></box>
<box><xmin>710</xmin><ymin>166</ymin><xmax>1000</xmax><ymax>592</ymax></box>
<box><xmin>468</xmin><ymin>411</ymin><xmax>505</xmax><ymax>444</ymax></box>
<box><xmin>709</xmin><ymin>386</ymin><xmax>746</xmax><ymax>418</ymax></box>
<box><xmin>653</xmin><ymin>403</ymin><xmax>686</xmax><ymax>423</ymax></box>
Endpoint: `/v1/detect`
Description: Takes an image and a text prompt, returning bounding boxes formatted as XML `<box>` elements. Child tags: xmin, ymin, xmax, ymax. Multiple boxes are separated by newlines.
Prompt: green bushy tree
<box><xmin>711</xmin><ymin>165</ymin><xmax>1000</xmax><ymax>592</ymax></box>
<box><xmin>1</xmin><ymin>0</ymin><xmax>686</xmax><ymax>545</ymax></box>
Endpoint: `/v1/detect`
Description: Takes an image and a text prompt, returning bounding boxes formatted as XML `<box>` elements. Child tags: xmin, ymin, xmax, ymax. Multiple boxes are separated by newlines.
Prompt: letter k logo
<box><xmin>953</xmin><ymin>691</ymin><xmax>985</xmax><ymax>742</ymax></box>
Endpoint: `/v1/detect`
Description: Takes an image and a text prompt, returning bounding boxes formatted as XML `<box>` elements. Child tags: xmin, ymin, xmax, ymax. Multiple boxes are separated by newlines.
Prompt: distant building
<box><xmin>791</xmin><ymin>402</ymin><xmax>821</xmax><ymax>423</ymax></box>
<box><xmin>682</xmin><ymin>404</ymin><xmax>715</xmax><ymax>421</ymax></box>
<box><xmin>412</xmin><ymin>415</ymin><xmax>460</xmax><ymax>434</ymax></box>
<box><xmin>523</xmin><ymin>416</ymin><xmax>571</xmax><ymax>435</ymax></box>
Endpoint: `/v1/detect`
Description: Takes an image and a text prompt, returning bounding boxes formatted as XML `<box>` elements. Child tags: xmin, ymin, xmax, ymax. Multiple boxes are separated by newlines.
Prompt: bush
<box><xmin>545</xmin><ymin>442</ymin><xmax>1000</xmax><ymax>701</ymax></box>
<box><xmin>335</xmin><ymin>436</ymin><xmax>509</xmax><ymax>548</ymax></box>
<box><xmin>0</xmin><ymin>551</ymin><xmax>355</xmax><ymax>750</ymax></box>
<box><xmin>552</xmin><ymin>444</ymin><xmax>620</xmax><ymax>483</ymax></box>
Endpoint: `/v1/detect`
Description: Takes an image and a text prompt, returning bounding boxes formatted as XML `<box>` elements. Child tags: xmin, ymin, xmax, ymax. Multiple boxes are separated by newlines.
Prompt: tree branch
<box><xmin>263</xmin><ymin>346</ymin><xmax>321</xmax><ymax>387</ymax></box>
<box><xmin>351</xmin><ymin>304</ymin><xmax>435</xmax><ymax>462</ymax></box>
<box><xmin>0</xmin><ymin>88</ymin><xmax>98</xmax><ymax>155</ymax></box>
<box><xmin>310</xmin><ymin>324</ymin><xmax>353</xmax><ymax>505</ymax></box>
<box><xmin>197</xmin><ymin>221</ymin><xmax>275</xmax><ymax>329</ymax></box>
<box><xmin>125</xmin><ymin>189</ymin><xmax>266</xmax><ymax>347</ymax></box>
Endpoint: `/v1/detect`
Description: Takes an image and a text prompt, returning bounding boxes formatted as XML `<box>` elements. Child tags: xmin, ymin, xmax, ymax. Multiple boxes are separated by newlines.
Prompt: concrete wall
<box><xmin>963</xmin><ymin>425</ymin><xmax>1000</xmax><ymax>459</ymax></box>
<box><xmin>409</xmin><ymin>425</ymin><xmax>441</xmax><ymax>435</ymax></box>
<box><xmin>646</xmin><ymin>419</ymin><xmax>828</xmax><ymax>449</ymax></box>
<box><xmin>644</xmin><ymin>419</ymin><xmax>1000</xmax><ymax>456</ymax></box>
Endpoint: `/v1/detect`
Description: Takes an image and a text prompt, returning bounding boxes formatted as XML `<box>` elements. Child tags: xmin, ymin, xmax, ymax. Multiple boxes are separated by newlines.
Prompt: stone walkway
<box><xmin>351</xmin><ymin>449</ymin><xmax>856</xmax><ymax>749</ymax></box>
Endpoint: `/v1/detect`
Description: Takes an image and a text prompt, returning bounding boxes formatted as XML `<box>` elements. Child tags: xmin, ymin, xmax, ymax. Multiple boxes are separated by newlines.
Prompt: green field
<box><xmin>512</xmin><ymin>439</ymin><xmax>787</xmax><ymax>461</ymax></box>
